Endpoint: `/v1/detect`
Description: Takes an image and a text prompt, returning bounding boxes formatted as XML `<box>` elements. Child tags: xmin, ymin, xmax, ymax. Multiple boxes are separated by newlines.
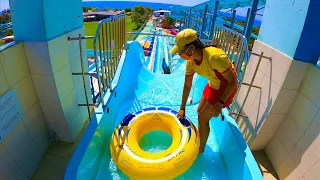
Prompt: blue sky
<box><xmin>0</xmin><ymin>0</ymin><xmax>263</xmax><ymax>20</ymax></box>
<box><xmin>0</xmin><ymin>0</ymin><xmax>208</xmax><ymax>9</ymax></box>
<box><xmin>82</xmin><ymin>0</ymin><xmax>208</xmax><ymax>6</ymax></box>
<box><xmin>0</xmin><ymin>0</ymin><xmax>9</xmax><ymax>10</ymax></box>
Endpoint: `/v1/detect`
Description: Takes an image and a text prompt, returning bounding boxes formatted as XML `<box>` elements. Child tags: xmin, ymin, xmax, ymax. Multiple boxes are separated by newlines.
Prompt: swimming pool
<box><xmin>65</xmin><ymin>41</ymin><xmax>262</xmax><ymax>180</ymax></box>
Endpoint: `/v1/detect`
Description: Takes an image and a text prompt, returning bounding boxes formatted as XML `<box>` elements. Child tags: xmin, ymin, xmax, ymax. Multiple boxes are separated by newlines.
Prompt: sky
<box><xmin>221</xmin><ymin>7</ymin><xmax>264</xmax><ymax>21</ymax></box>
<box><xmin>0</xmin><ymin>0</ymin><xmax>9</xmax><ymax>10</ymax></box>
<box><xmin>82</xmin><ymin>0</ymin><xmax>209</xmax><ymax>6</ymax></box>
<box><xmin>0</xmin><ymin>0</ymin><xmax>208</xmax><ymax>10</ymax></box>
<box><xmin>0</xmin><ymin>0</ymin><xmax>263</xmax><ymax>20</ymax></box>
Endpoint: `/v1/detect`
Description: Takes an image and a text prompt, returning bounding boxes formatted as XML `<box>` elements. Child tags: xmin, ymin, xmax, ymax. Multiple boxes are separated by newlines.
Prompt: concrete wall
<box><xmin>9</xmin><ymin>0</ymin><xmax>92</xmax><ymax>143</ymax></box>
<box><xmin>266</xmin><ymin>64</ymin><xmax>320</xmax><ymax>180</ymax></box>
<box><xmin>251</xmin><ymin>1</ymin><xmax>320</xmax><ymax>178</ymax></box>
<box><xmin>293</xmin><ymin>0</ymin><xmax>320</xmax><ymax>65</ymax></box>
<box><xmin>0</xmin><ymin>43</ymin><xmax>50</xmax><ymax>179</ymax></box>
<box><xmin>24</xmin><ymin>27</ymin><xmax>92</xmax><ymax>142</ymax></box>
<box><xmin>1</xmin><ymin>0</ymin><xmax>92</xmax><ymax>178</ymax></box>
<box><xmin>10</xmin><ymin>0</ymin><xmax>83</xmax><ymax>42</ymax></box>
<box><xmin>235</xmin><ymin>39</ymin><xmax>320</xmax><ymax>180</ymax></box>
<box><xmin>258</xmin><ymin>0</ymin><xmax>309</xmax><ymax>58</ymax></box>
<box><xmin>258</xmin><ymin>0</ymin><xmax>320</xmax><ymax>65</ymax></box>
<box><xmin>0</xmin><ymin>26</ymin><xmax>93</xmax><ymax>178</ymax></box>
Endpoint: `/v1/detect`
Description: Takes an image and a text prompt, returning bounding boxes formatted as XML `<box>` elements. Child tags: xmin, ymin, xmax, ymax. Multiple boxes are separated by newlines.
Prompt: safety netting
<box><xmin>170</xmin><ymin>0</ymin><xmax>267</xmax><ymax>13</ymax></box>
<box><xmin>169</xmin><ymin>0</ymin><xmax>266</xmax><ymax>41</ymax></box>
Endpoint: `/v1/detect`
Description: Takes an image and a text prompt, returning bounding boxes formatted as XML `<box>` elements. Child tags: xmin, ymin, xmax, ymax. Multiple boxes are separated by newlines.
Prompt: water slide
<box><xmin>65</xmin><ymin>41</ymin><xmax>262</xmax><ymax>180</ymax></box>
<box><xmin>152</xmin><ymin>35</ymin><xmax>164</xmax><ymax>74</ymax></box>
<box><xmin>162</xmin><ymin>36</ymin><xmax>171</xmax><ymax>74</ymax></box>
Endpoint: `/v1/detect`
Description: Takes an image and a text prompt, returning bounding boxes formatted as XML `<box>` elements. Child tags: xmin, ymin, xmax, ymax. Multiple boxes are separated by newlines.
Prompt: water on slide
<box><xmin>91</xmin><ymin>42</ymin><xmax>229</xmax><ymax>179</ymax></box>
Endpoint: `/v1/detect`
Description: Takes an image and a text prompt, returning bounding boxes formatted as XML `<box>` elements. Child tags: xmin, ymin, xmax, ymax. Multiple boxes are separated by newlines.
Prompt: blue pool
<box><xmin>65</xmin><ymin>41</ymin><xmax>262</xmax><ymax>180</ymax></box>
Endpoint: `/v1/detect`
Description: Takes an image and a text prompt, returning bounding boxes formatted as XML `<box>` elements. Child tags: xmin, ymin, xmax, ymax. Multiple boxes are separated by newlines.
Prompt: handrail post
<box><xmin>183</xmin><ymin>12</ymin><xmax>187</xmax><ymax>29</ymax></box>
<box><xmin>78</xmin><ymin>34</ymin><xmax>92</xmax><ymax>121</ymax></box>
<box><xmin>187</xmin><ymin>9</ymin><xmax>192</xmax><ymax>28</ymax></box>
<box><xmin>244</xmin><ymin>0</ymin><xmax>259</xmax><ymax>41</ymax></box>
<box><xmin>93</xmin><ymin>42</ymin><xmax>105</xmax><ymax>107</ymax></box>
<box><xmin>243</xmin><ymin>8</ymin><xmax>251</xmax><ymax>34</ymax></box>
<box><xmin>230</xmin><ymin>10</ymin><xmax>236</xmax><ymax>30</ymax></box>
<box><xmin>209</xmin><ymin>1</ymin><xmax>219</xmax><ymax>40</ymax></box>
<box><xmin>201</xmin><ymin>4</ymin><xmax>209</xmax><ymax>39</ymax></box>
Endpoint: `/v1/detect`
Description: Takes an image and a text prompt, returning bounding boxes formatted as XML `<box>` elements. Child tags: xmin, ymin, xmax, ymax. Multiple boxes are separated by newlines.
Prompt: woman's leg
<box><xmin>197</xmin><ymin>95</ymin><xmax>214</xmax><ymax>153</ymax></box>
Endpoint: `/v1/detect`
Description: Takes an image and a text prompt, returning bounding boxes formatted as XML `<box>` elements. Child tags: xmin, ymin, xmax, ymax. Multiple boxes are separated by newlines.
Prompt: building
<box><xmin>83</xmin><ymin>11</ymin><xmax>122</xmax><ymax>22</ymax></box>
<box><xmin>153</xmin><ymin>10</ymin><xmax>170</xmax><ymax>17</ymax></box>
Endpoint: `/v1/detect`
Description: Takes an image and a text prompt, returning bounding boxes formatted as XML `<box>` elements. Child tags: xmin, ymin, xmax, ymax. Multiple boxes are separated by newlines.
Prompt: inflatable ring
<box><xmin>110</xmin><ymin>107</ymin><xmax>200</xmax><ymax>179</ymax></box>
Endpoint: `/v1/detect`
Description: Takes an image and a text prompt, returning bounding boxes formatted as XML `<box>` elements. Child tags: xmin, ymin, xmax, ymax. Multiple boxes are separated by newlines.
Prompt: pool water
<box><xmin>138</xmin><ymin>131</ymin><xmax>173</xmax><ymax>153</ymax></box>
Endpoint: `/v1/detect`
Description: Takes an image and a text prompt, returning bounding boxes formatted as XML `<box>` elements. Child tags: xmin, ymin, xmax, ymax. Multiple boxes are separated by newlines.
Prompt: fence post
<box><xmin>187</xmin><ymin>9</ymin><xmax>192</xmax><ymax>28</ymax></box>
<box><xmin>243</xmin><ymin>8</ymin><xmax>251</xmax><ymax>34</ymax></box>
<box><xmin>230</xmin><ymin>10</ymin><xmax>236</xmax><ymax>30</ymax></box>
<box><xmin>201</xmin><ymin>4</ymin><xmax>209</xmax><ymax>39</ymax></box>
<box><xmin>244</xmin><ymin>0</ymin><xmax>259</xmax><ymax>41</ymax></box>
<box><xmin>209</xmin><ymin>1</ymin><xmax>219</xmax><ymax>40</ymax></box>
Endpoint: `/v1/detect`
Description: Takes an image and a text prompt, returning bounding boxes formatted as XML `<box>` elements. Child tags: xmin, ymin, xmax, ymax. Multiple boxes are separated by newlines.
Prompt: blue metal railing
<box><xmin>173</xmin><ymin>0</ymin><xmax>262</xmax><ymax>42</ymax></box>
<box><xmin>211</xmin><ymin>25</ymin><xmax>251</xmax><ymax>83</ymax></box>
<box><xmin>91</xmin><ymin>14</ymin><xmax>127</xmax><ymax>107</ymax></box>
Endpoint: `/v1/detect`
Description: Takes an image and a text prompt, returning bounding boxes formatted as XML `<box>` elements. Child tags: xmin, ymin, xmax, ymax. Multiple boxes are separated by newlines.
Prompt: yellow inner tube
<box><xmin>110</xmin><ymin>107</ymin><xmax>200</xmax><ymax>180</ymax></box>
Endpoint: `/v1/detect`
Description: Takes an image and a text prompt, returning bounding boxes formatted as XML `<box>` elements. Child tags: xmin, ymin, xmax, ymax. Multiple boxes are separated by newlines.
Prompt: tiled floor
<box><xmin>32</xmin><ymin>122</ymin><xmax>279</xmax><ymax>180</ymax></box>
<box><xmin>252</xmin><ymin>150</ymin><xmax>279</xmax><ymax>180</ymax></box>
<box><xmin>31</xmin><ymin>121</ymin><xmax>89</xmax><ymax>180</ymax></box>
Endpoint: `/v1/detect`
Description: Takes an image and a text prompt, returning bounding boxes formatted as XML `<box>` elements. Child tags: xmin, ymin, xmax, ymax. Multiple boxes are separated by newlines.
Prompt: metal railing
<box><xmin>67</xmin><ymin>15</ymin><xmax>126</xmax><ymax>121</ymax></box>
<box><xmin>127</xmin><ymin>27</ymin><xmax>250</xmax><ymax>82</ymax></box>
<box><xmin>127</xmin><ymin>32</ymin><xmax>175</xmax><ymax>37</ymax></box>
<box><xmin>211</xmin><ymin>25</ymin><xmax>250</xmax><ymax>83</ymax></box>
<box><xmin>68</xmin><ymin>35</ymin><xmax>96</xmax><ymax>120</ymax></box>
<box><xmin>209</xmin><ymin>25</ymin><xmax>251</xmax><ymax>115</ymax></box>
<box><xmin>92</xmin><ymin>14</ymin><xmax>127</xmax><ymax>107</ymax></box>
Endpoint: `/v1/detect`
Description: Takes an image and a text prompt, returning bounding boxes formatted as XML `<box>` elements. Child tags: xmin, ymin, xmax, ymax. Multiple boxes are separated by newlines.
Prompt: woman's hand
<box><xmin>211</xmin><ymin>102</ymin><xmax>223</xmax><ymax>117</ymax></box>
<box><xmin>177</xmin><ymin>109</ymin><xmax>185</xmax><ymax>118</ymax></box>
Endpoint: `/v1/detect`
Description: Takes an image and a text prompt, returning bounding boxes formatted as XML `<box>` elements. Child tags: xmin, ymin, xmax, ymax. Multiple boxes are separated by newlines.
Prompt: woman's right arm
<box><xmin>178</xmin><ymin>74</ymin><xmax>194</xmax><ymax>117</ymax></box>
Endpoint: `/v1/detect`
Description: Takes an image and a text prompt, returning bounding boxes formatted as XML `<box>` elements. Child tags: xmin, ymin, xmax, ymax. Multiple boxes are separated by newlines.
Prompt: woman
<box><xmin>170</xmin><ymin>29</ymin><xmax>238</xmax><ymax>153</ymax></box>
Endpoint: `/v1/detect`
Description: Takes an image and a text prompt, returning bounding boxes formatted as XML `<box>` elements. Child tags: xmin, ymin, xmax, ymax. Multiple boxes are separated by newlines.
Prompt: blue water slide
<box><xmin>153</xmin><ymin>36</ymin><xmax>164</xmax><ymax>74</ymax></box>
<box><xmin>65</xmin><ymin>41</ymin><xmax>263</xmax><ymax>180</ymax></box>
<box><xmin>162</xmin><ymin>36</ymin><xmax>171</xmax><ymax>74</ymax></box>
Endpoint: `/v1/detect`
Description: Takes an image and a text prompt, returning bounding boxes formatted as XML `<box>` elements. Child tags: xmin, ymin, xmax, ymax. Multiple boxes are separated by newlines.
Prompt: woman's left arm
<box><xmin>212</xmin><ymin>67</ymin><xmax>238</xmax><ymax>117</ymax></box>
<box><xmin>219</xmin><ymin>68</ymin><xmax>238</xmax><ymax>103</ymax></box>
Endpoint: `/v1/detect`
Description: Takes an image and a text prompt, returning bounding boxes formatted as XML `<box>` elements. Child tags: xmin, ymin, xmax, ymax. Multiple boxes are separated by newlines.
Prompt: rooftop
<box><xmin>154</xmin><ymin>10</ymin><xmax>171</xmax><ymax>13</ymax></box>
<box><xmin>83</xmin><ymin>11</ymin><xmax>122</xmax><ymax>16</ymax></box>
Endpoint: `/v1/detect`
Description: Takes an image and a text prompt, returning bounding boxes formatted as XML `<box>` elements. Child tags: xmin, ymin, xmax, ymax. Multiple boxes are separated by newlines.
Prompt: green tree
<box><xmin>164</xmin><ymin>14</ymin><xmax>175</xmax><ymax>26</ymax></box>
<box><xmin>145</xmin><ymin>7</ymin><xmax>154</xmax><ymax>15</ymax></box>
<box><xmin>4</xmin><ymin>29</ymin><xmax>13</xmax><ymax>36</ymax></box>
<box><xmin>104</xmin><ymin>7</ymin><xmax>110</xmax><ymax>11</ymax></box>
<box><xmin>222</xmin><ymin>17</ymin><xmax>260</xmax><ymax>48</ymax></box>
<box><xmin>112</xmin><ymin>8</ymin><xmax>120</xmax><ymax>11</ymax></box>
<box><xmin>131</xmin><ymin>5</ymin><xmax>153</xmax><ymax>28</ymax></box>
<box><xmin>124</xmin><ymin>7</ymin><xmax>132</xmax><ymax>12</ymax></box>
<box><xmin>0</xmin><ymin>13</ymin><xmax>11</xmax><ymax>24</ymax></box>
<box><xmin>83</xmin><ymin>6</ymin><xmax>92</xmax><ymax>12</ymax></box>
<box><xmin>158</xmin><ymin>7</ymin><xmax>163</xmax><ymax>10</ymax></box>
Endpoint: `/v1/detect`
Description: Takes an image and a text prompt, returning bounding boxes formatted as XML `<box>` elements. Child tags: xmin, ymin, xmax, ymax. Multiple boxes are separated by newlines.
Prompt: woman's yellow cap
<box><xmin>170</xmin><ymin>29</ymin><xmax>198</xmax><ymax>54</ymax></box>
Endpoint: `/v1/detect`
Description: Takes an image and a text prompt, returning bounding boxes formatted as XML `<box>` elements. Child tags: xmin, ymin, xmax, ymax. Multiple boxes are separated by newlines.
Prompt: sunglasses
<box><xmin>180</xmin><ymin>44</ymin><xmax>192</xmax><ymax>55</ymax></box>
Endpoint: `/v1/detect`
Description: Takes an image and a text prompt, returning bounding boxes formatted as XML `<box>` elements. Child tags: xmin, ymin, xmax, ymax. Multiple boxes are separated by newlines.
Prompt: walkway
<box><xmin>31</xmin><ymin>121</ymin><xmax>89</xmax><ymax>180</ymax></box>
